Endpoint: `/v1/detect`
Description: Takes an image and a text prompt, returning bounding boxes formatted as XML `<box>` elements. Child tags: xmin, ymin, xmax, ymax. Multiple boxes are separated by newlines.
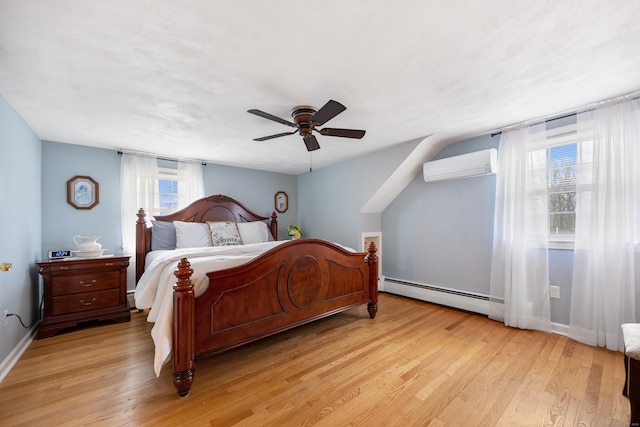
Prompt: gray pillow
<box><xmin>151</xmin><ymin>220</ymin><xmax>177</xmax><ymax>250</ymax></box>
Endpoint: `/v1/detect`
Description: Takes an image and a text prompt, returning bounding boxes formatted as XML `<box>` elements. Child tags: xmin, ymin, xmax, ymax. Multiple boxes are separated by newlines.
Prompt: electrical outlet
<box><xmin>3</xmin><ymin>310</ymin><xmax>8</xmax><ymax>327</ymax></box>
<box><xmin>549</xmin><ymin>286</ymin><xmax>561</xmax><ymax>299</ymax></box>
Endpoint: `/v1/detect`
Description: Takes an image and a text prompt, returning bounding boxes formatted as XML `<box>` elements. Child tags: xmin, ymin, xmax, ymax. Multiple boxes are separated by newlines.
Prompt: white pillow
<box><xmin>207</xmin><ymin>221</ymin><xmax>243</xmax><ymax>246</ymax></box>
<box><xmin>237</xmin><ymin>221</ymin><xmax>270</xmax><ymax>244</ymax></box>
<box><xmin>173</xmin><ymin>221</ymin><xmax>212</xmax><ymax>248</ymax></box>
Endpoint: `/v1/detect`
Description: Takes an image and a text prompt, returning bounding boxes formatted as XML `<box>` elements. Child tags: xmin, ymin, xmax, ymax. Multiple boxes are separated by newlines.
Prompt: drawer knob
<box><xmin>59</xmin><ymin>266</ymin><xmax>69</xmax><ymax>270</ymax></box>
<box><xmin>80</xmin><ymin>298</ymin><xmax>96</xmax><ymax>306</ymax></box>
<box><xmin>80</xmin><ymin>279</ymin><xmax>97</xmax><ymax>287</ymax></box>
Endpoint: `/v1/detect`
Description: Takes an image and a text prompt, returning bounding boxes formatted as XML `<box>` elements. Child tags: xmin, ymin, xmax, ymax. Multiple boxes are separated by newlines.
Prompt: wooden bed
<box><xmin>135</xmin><ymin>194</ymin><xmax>379</xmax><ymax>397</ymax></box>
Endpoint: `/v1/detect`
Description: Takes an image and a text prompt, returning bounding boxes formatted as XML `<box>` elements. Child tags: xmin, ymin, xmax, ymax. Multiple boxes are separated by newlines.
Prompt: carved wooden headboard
<box><xmin>135</xmin><ymin>194</ymin><xmax>278</xmax><ymax>282</ymax></box>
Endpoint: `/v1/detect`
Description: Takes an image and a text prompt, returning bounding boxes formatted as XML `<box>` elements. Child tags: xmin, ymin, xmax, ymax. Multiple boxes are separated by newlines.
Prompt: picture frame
<box><xmin>67</xmin><ymin>175</ymin><xmax>99</xmax><ymax>210</ymax></box>
<box><xmin>275</xmin><ymin>191</ymin><xmax>288</xmax><ymax>213</ymax></box>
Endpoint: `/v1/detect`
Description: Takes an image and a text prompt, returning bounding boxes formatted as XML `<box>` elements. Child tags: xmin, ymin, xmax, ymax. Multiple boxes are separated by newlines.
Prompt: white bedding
<box><xmin>135</xmin><ymin>241</ymin><xmax>286</xmax><ymax>376</ymax></box>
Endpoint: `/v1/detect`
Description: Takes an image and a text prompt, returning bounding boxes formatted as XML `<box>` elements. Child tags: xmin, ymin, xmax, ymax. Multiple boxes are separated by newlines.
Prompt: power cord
<box><xmin>6</xmin><ymin>313</ymin><xmax>33</xmax><ymax>329</ymax></box>
<box><xmin>5</xmin><ymin>294</ymin><xmax>43</xmax><ymax>330</ymax></box>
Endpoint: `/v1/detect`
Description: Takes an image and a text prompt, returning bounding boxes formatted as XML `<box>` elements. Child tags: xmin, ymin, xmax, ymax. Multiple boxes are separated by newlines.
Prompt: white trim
<box><xmin>551</xmin><ymin>321</ymin><xmax>569</xmax><ymax>336</ymax></box>
<box><xmin>384</xmin><ymin>277</ymin><xmax>571</xmax><ymax>336</ymax></box>
<box><xmin>549</xmin><ymin>240</ymin><xmax>575</xmax><ymax>250</ymax></box>
<box><xmin>384</xmin><ymin>277</ymin><xmax>490</xmax><ymax>315</ymax></box>
<box><xmin>0</xmin><ymin>322</ymin><xmax>39</xmax><ymax>383</ymax></box>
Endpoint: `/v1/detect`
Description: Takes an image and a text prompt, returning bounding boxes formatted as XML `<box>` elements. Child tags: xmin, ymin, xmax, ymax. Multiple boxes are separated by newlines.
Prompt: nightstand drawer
<box><xmin>51</xmin><ymin>271</ymin><xmax>120</xmax><ymax>296</ymax></box>
<box><xmin>52</xmin><ymin>289</ymin><xmax>121</xmax><ymax>315</ymax></box>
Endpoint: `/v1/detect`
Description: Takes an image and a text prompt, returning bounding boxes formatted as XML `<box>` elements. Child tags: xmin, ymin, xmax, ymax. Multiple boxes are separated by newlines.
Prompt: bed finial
<box><xmin>136</xmin><ymin>207</ymin><xmax>146</xmax><ymax>224</ymax></box>
<box><xmin>270</xmin><ymin>211</ymin><xmax>278</xmax><ymax>240</ymax></box>
<box><xmin>135</xmin><ymin>208</ymin><xmax>148</xmax><ymax>283</ymax></box>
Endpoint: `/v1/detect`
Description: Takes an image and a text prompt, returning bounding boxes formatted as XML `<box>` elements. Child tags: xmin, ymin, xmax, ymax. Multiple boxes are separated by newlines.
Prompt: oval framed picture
<box><xmin>275</xmin><ymin>191</ymin><xmax>288</xmax><ymax>213</ymax></box>
<box><xmin>67</xmin><ymin>175</ymin><xmax>99</xmax><ymax>210</ymax></box>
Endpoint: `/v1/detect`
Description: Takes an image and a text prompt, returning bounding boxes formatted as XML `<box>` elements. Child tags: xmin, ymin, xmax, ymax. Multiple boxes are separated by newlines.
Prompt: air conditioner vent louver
<box><xmin>423</xmin><ymin>148</ymin><xmax>497</xmax><ymax>183</ymax></box>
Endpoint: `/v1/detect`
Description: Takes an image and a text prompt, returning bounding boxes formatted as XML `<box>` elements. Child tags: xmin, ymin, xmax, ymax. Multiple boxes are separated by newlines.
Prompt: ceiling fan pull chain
<box><xmin>309</xmin><ymin>152</ymin><xmax>313</xmax><ymax>173</ymax></box>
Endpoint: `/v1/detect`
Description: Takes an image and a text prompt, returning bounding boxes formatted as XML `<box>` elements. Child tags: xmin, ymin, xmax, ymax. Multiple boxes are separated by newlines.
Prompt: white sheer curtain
<box><xmin>489</xmin><ymin>122</ymin><xmax>552</xmax><ymax>332</ymax></box>
<box><xmin>120</xmin><ymin>154</ymin><xmax>159</xmax><ymax>260</ymax></box>
<box><xmin>569</xmin><ymin>97</ymin><xmax>640</xmax><ymax>351</ymax></box>
<box><xmin>177</xmin><ymin>161</ymin><xmax>204</xmax><ymax>208</ymax></box>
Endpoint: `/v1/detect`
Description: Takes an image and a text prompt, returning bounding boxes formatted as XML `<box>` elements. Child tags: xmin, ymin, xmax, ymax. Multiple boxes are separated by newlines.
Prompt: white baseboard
<box><xmin>383</xmin><ymin>277</ymin><xmax>571</xmax><ymax>336</ymax></box>
<box><xmin>0</xmin><ymin>322</ymin><xmax>39</xmax><ymax>383</ymax></box>
<box><xmin>551</xmin><ymin>322</ymin><xmax>569</xmax><ymax>336</ymax></box>
<box><xmin>384</xmin><ymin>277</ymin><xmax>490</xmax><ymax>315</ymax></box>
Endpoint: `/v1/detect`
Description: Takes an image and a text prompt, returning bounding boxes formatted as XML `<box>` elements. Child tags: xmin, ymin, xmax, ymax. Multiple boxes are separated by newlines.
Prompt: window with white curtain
<box><xmin>120</xmin><ymin>154</ymin><xmax>204</xmax><ymax>275</ymax></box>
<box><xmin>534</xmin><ymin>125</ymin><xmax>593</xmax><ymax>249</ymax></box>
<box><xmin>491</xmin><ymin>94</ymin><xmax>639</xmax><ymax>350</ymax></box>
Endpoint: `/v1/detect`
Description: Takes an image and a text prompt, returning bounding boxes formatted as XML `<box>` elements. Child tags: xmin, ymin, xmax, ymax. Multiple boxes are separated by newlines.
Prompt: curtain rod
<box><xmin>490</xmin><ymin>112</ymin><xmax>577</xmax><ymax>137</ymax></box>
<box><xmin>490</xmin><ymin>90</ymin><xmax>640</xmax><ymax>138</ymax></box>
<box><xmin>117</xmin><ymin>149</ymin><xmax>207</xmax><ymax>166</ymax></box>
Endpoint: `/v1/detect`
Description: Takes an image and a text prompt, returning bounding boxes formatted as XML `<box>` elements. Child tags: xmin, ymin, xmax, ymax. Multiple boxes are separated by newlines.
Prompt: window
<box><xmin>157</xmin><ymin>168</ymin><xmax>179</xmax><ymax>216</ymax></box>
<box><xmin>547</xmin><ymin>142</ymin><xmax>577</xmax><ymax>237</ymax></box>
<box><xmin>539</xmin><ymin>124</ymin><xmax>593</xmax><ymax>247</ymax></box>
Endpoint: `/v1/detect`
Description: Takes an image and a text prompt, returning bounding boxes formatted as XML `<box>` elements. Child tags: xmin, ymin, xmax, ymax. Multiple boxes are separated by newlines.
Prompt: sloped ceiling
<box><xmin>1</xmin><ymin>1</ymin><xmax>639</xmax><ymax>175</ymax></box>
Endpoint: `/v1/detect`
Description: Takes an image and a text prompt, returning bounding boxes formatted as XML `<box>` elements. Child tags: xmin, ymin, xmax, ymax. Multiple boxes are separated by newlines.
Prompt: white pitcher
<box><xmin>73</xmin><ymin>235</ymin><xmax>102</xmax><ymax>252</ymax></box>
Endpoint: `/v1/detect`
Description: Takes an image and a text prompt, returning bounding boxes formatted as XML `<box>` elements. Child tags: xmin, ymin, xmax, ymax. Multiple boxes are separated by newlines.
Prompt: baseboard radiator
<box><xmin>382</xmin><ymin>278</ymin><xmax>570</xmax><ymax>335</ymax></box>
<box><xmin>383</xmin><ymin>277</ymin><xmax>492</xmax><ymax>316</ymax></box>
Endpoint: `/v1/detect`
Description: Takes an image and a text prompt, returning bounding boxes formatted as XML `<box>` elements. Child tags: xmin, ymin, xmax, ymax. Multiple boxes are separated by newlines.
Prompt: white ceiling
<box><xmin>1</xmin><ymin>1</ymin><xmax>640</xmax><ymax>175</ymax></box>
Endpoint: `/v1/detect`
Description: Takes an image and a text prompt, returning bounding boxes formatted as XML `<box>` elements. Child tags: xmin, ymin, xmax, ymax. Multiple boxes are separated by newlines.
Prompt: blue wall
<box><xmin>41</xmin><ymin>143</ymin><xmax>297</xmax><ymax>260</ymax></box>
<box><xmin>203</xmin><ymin>163</ymin><xmax>297</xmax><ymax>240</ymax></box>
<box><xmin>297</xmin><ymin>138</ymin><xmax>421</xmax><ymax>250</ymax></box>
<box><xmin>382</xmin><ymin>133</ymin><xmax>574</xmax><ymax>325</ymax></box>
<box><xmin>0</xmin><ymin>96</ymin><xmax>42</xmax><ymax>372</ymax></box>
<box><xmin>41</xmin><ymin>142</ymin><xmax>122</xmax><ymax>260</ymax></box>
<box><xmin>383</xmin><ymin>134</ymin><xmax>498</xmax><ymax>296</ymax></box>
<box><xmin>40</xmin><ymin>141</ymin><xmax>297</xmax><ymax>291</ymax></box>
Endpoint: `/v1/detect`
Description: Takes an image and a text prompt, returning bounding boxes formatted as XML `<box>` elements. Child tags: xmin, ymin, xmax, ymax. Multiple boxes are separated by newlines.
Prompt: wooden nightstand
<box><xmin>36</xmin><ymin>255</ymin><xmax>131</xmax><ymax>338</ymax></box>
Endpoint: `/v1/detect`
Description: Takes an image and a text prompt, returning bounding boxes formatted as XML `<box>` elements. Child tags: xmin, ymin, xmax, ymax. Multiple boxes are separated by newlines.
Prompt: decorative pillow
<box><xmin>237</xmin><ymin>221</ymin><xmax>270</xmax><ymax>244</ymax></box>
<box><xmin>207</xmin><ymin>221</ymin><xmax>243</xmax><ymax>246</ymax></box>
<box><xmin>173</xmin><ymin>221</ymin><xmax>212</xmax><ymax>248</ymax></box>
<box><xmin>151</xmin><ymin>220</ymin><xmax>177</xmax><ymax>250</ymax></box>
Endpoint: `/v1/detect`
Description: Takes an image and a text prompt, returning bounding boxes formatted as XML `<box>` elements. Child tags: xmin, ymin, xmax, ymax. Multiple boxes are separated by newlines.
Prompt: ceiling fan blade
<box><xmin>319</xmin><ymin>128</ymin><xmax>366</xmax><ymax>139</ymax></box>
<box><xmin>310</xmin><ymin>100</ymin><xmax>346</xmax><ymax>126</ymax></box>
<box><xmin>253</xmin><ymin>130</ymin><xmax>297</xmax><ymax>141</ymax></box>
<box><xmin>247</xmin><ymin>109</ymin><xmax>296</xmax><ymax>128</ymax></box>
<box><xmin>303</xmin><ymin>135</ymin><xmax>321</xmax><ymax>152</ymax></box>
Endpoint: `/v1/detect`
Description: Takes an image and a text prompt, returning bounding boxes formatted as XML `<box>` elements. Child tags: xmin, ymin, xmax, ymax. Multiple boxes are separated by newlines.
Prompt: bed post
<box><xmin>270</xmin><ymin>211</ymin><xmax>278</xmax><ymax>240</ymax></box>
<box><xmin>366</xmin><ymin>242</ymin><xmax>379</xmax><ymax>319</ymax></box>
<box><xmin>135</xmin><ymin>208</ymin><xmax>147</xmax><ymax>283</ymax></box>
<box><xmin>173</xmin><ymin>258</ymin><xmax>195</xmax><ymax>397</ymax></box>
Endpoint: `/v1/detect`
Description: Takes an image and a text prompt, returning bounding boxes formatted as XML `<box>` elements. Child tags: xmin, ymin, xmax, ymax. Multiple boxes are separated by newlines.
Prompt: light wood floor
<box><xmin>0</xmin><ymin>293</ymin><xmax>630</xmax><ymax>426</ymax></box>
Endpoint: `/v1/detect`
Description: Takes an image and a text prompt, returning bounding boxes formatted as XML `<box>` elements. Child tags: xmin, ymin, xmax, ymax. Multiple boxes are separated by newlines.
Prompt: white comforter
<box><xmin>134</xmin><ymin>241</ymin><xmax>286</xmax><ymax>376</ymax></box>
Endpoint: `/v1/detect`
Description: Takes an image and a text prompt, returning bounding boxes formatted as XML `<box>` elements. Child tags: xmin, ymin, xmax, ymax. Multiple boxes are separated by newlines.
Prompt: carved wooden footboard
<box><xmin>172</xmin><ymin>239</ymin><xmax>378</xmax><ymax>397</ymax></box>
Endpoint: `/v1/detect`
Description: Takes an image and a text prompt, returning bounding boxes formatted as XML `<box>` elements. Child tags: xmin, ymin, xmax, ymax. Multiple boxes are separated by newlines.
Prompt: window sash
<box><xmin>155</xmin><ymin>168</ymin><xmax>179</xmax><ymax>216</ymax></box>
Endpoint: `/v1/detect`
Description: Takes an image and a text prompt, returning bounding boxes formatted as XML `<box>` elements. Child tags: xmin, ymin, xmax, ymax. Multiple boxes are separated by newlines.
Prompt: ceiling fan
<box><xmin>247</xmin><ymin>100</ymin><xmax>366</xmax><ymax>152</ymax></box>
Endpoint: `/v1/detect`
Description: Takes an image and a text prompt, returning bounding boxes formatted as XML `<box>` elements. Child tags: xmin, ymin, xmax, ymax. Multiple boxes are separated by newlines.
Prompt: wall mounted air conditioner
<box><xmin>423</xmin><ymin>148</ymin><xmax>497</xmax><ymax>183</ymax></box>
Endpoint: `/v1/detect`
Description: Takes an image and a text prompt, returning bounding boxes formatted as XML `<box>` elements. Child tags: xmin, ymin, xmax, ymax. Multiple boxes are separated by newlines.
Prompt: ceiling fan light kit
<box><xmin>248</xmin><ymin>100</ymin><xmax>366</xmax><ymax>153</ymax></box>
